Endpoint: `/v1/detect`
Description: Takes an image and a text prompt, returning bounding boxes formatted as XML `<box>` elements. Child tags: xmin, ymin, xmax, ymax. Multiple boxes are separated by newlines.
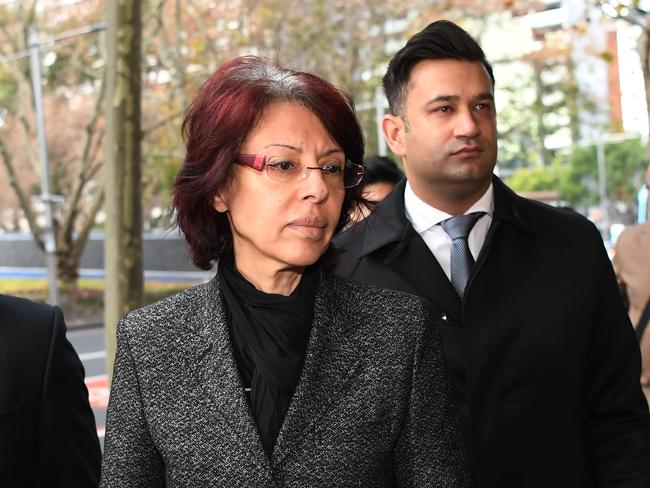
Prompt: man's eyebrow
<box><xmin>426</xmin><ymin>95</ymin><xmax>459</xmax><ymax>105</ymax></box>
<box><xmin>425</xmin><ymin>93</ymin><xmax>495</xmax><ymax>105</ymax></box>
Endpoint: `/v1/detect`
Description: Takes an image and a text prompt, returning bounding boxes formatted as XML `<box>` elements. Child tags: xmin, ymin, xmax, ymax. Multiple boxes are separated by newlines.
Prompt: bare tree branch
<box><xmin>143</xmin><ymin>0</ymin><xmax>167</xmax><ymax>33</ymax></box>
<box><xmin>86</xmin><ymin>127</ymin><xmax>104</xmax><ymax>173</ymax></box>
<box><xmin>70</xmin><ymin>186</ymin><xmax>104</xmax><ymax>261</ymax></box>
<box><xmin>86</xmin><ymin>159</ymin><xmax>103</xmax><ymax>182</ymax></box>
<box><xmin>153</xmin><ymin>1</ymin><xmax>183</xmax><ymax>108</ymax></box>
<box><xmin>59</xmin><ymin>67</ymin><xmax>106</xmax><ymax>243</ymax></box>
<box><xmin>185</xmin><ymin>0</ymin><xmax>220</xmax><ymax>60</ymax></box>
<box><xmin>0</xmin><ymin>137</ymin><xmax>44</xmax><ymax>250</ymax></box>
<box><xmin>142</xmin><ymin>109</ymin><xmax>184</xmax><ymax>138</ymax></box>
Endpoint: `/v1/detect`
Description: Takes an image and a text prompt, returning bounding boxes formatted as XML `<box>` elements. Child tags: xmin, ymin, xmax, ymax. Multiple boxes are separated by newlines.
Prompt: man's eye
<box><xmin>436</xmin><ymin>106</ymin><xmax>451</xmax><ymax>113</ymax></box>
<box><xmin>321</xmin><ymin>163</ymin><xmax>343</xmax><ymax>175</ymax></box>
<box><xmin>268</xmin><ymin>160</ymin><xmax>296</xmax><ymax>171</ymax></box>
<box><xmin>475</xmin><ymin>103</ymin><xmax>492</xmax><ymax>111</ymax></box>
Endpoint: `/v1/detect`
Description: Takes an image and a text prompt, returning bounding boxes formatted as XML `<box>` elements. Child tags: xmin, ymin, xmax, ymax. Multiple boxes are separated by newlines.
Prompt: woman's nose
<box><xmin>299</xmin><ymin>167</ymin><xmax>330</xmax><ymax>202</ymax></box>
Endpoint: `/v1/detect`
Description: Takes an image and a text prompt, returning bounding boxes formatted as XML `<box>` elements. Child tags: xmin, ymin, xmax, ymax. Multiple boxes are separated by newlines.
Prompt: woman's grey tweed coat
<box><xmin>100</xmin><ymin>270</ymin><xmax>470</xmax><ymax>487</ymax></box>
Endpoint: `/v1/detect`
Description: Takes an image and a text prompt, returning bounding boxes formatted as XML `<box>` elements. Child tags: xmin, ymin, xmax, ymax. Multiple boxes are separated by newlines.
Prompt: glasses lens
<box><xmin>262</xmin><ymin>156</ymin><xmax>363</xmax><ymax>188</ymax></box>
<box><xmin>265</xmin><ymin>157</ymin><xmax>300</xmax><ymax>183</ymax></box>
<box><xmin>343</xmin><ymin>162</ymin><xmax>364</xmax><ymax>188</ymax></box>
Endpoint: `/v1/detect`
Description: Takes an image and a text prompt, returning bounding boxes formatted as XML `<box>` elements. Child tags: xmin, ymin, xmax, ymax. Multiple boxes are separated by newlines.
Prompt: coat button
<box><xmin>441</xmin><ymin>313</ymin><xmax>448</xmax><ymax>322</ymax></box>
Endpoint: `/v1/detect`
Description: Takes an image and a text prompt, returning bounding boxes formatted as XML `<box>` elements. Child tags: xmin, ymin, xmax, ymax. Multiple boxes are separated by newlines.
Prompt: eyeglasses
<box><xmin>236</xmin><ymin>154</ymin><xmax>365</xmax><ymax>189</ymax></box>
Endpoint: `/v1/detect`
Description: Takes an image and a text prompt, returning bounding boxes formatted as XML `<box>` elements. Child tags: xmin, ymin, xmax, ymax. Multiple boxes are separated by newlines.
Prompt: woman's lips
<box><xmin>287</xmin><ymin>216</ymin><xmax>328</xmax><ymax>239</ymax></box>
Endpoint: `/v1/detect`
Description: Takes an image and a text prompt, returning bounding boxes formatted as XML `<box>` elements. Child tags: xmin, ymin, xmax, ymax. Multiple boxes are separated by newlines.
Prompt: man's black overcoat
<box><xmin>0</xmin><ymin>294</ymin><xmax>101</xmax><ymax>487</ymax></box>
<box><xmin>335</xmin><ymin>177</ymin><xmax>650</xmax><ymax>487</ymax></box>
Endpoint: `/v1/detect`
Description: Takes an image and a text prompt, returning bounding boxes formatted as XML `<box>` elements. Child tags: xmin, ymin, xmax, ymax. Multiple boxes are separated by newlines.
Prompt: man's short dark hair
<box><xmin>383</xmin><ymin>20</ymin><xmax>495</xmax><ymax>115</ymax></box>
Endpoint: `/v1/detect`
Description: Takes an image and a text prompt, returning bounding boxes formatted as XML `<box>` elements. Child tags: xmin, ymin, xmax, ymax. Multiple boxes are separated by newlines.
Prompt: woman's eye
<box><xmin>269</xmin><ymin>160</ymin><xmax>296</xmax><ymax>171</ymax></box>
<box><xmin>321</xmin><ymin>163</ymin><xmax>343</xmax><ymax>175</ymax></box>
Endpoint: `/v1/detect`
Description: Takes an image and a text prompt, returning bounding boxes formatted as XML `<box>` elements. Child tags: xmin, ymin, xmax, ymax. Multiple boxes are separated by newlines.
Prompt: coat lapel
<box><xmin>387</xmin><ymin>226</ymin><xmax>462</xmax><ymax>322</ymax></box>
<box><xmin>271</xmin><ymin>272</ymin><xmax>363</xmax><ymax>467</ymax></box>
<box><xmin>358</xmin><ymin>180</ymin><xmax>462</xmax><ymax>322</ymax></box>
<box><xmin>182</xmin><ymin>276</ymin><xmax>272</xmax><ymax>475</ymax></box>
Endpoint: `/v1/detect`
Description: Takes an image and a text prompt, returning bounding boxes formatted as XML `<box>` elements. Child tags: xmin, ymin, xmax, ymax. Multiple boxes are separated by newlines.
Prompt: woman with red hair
<box><xmin>101</xmin><ymin>56</ymin><xmax>469</xmax><ymax>487</ymax></box>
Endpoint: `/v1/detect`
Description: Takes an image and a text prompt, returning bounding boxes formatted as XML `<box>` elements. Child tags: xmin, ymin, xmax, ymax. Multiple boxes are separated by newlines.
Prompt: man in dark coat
<box><xmin>335</xmin><ymin>20</ymin><xmax>650</xmax><ymax>487</ymax></box>
<box><xmin>0</xmin><ymin>294</ymin><xmax>101</xmax><ymax>487</ymax></box>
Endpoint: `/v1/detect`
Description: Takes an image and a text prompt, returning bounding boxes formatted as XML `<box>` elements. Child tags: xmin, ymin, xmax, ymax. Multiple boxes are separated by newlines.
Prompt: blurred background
<box><xmin>2</xmin><ymin>0</ymin><xmax>650</xmax><ymax>443</ymax></box>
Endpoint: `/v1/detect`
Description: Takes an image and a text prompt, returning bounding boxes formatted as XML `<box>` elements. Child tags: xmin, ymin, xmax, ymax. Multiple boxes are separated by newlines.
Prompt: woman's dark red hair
<box><xmin>172</xmin><ymin>56</ymin><xmax>365</xmax><ymax>270</ymax></box>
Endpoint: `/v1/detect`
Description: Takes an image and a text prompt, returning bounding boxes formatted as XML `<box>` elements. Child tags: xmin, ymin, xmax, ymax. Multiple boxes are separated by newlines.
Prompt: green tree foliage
<box><xmin>506</xmin><ymin>163</ymin><xmax>561</xmax><ymax>193</ymax></box>
<box><xmin>564</xmin><ymin>137</ymin><xmax>647</xmax><ymax>204</ymax></box>
<box><xmin>508</xmin><ymin>137</ymin><xmax>647</xmax><ymax>206</ymax></box>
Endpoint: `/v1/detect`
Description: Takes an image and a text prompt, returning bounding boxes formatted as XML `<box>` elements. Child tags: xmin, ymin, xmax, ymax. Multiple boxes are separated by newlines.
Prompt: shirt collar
<box><xmin>404</xmin><ymin>181</ymin><xmax>495</xmax><ymax>233</ymax></box>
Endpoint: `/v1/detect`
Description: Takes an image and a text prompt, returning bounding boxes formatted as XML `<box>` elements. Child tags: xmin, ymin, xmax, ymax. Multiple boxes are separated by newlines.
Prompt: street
<box><xmin>68</xmin><ymin>326</ymin><xmax>108</xmax><ymax>448</ymax></box>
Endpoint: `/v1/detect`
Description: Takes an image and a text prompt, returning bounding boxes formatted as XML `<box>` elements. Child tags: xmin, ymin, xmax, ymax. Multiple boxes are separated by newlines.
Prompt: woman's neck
<box><xmin>233</xmin><ymin>257</ymin><xmax>304</xmax><ymax>296</ymax></box>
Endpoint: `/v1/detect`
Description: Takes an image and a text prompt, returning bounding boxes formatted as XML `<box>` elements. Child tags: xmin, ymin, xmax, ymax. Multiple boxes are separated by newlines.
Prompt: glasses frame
<box><xmin>236</xmin><ymin>153</ymin><xmax>365</xmax><ymax>189</ymax></box>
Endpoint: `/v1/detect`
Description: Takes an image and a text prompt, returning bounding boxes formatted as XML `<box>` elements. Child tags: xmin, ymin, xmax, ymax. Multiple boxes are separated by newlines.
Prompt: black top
<box><xmin>218</xmin><ymin>254</ymin><xmax>319</xmax><ymax>456</ymax></box>
<box><xmin>0</xmin><ymin>295</ymin><xmax>101</xmax><ymax>487</ymax></box>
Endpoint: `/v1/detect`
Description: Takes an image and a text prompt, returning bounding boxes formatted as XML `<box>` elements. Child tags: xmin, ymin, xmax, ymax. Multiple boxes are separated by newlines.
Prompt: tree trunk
<box><xmin>532</xmin><ymin>60</ymin><xmax>552</xmax><ymax>166</ymax></box>
<box><xmin>56</xmin><ymin>247</ymin><xmax>80</xmax><ymax>312</ymax></box>
<box><xmin>57</xmin><ymin>244</ymin><xmax>80</xmax><ymax>286</ymax></box>
<box><xmin>641</xmin><ymin>29</ymin><xmax>650</xmax><ymax>159</ymax></box>
<box><xmin>104</xmin><ymin>0</ymin><xmax>143</xmax><ymax>381</ymax></box>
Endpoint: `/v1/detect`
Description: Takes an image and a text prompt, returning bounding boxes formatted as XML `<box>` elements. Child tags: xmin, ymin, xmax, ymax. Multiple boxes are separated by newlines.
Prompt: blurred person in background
<box><xmin>615</xmin><ymin>160</ymin><xmax>650</xmax><ymax>405</ymax></box>
<box><xmin>361</xmin><ymin>155</ymin><xmax>404</xmax><ymax>202</ymax></box>
<box><xmin>350</xmin><ymin>155</ymin><xmax>404</xmax><ymax>222</ymax></box>
<box><xmin>100</xmin><ymin>56</ymin><xmax>470</xmax><ymax>488</ymax></box>
<box><xmin>336</xmin><ymin>20</ymin><xmax>650</xmax><ymax>487</ymax></box>
<box><xmin>637</xmin><ymin>160</ymin><xmax>649</xmax><ymax>224</ymax></box>
<box><xmin>0</xmin><ymin>294</ymin><xmax>101</xmax><ymax>487</ymax></box>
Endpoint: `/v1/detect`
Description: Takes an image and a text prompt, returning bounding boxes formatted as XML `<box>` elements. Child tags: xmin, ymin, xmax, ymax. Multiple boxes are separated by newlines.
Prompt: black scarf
<box><xmin>218</xmin><ymin>253</ymin><xmax>318</xmax><ymax>457</ymax></box>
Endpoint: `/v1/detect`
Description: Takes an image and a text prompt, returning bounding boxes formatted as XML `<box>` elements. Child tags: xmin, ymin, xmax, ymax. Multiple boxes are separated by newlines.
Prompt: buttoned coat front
<box><xmin>100</xmin><ymin>271</ymin><xmax>470</xmax><ymax>488</ymax></box>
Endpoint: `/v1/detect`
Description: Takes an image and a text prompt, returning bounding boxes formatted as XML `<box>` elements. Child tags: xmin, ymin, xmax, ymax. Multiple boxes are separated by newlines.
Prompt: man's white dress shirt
<box><xmin>404</xmin><ymin>181</ymin><xmax>494</xmax><ymax>282</ymax></box>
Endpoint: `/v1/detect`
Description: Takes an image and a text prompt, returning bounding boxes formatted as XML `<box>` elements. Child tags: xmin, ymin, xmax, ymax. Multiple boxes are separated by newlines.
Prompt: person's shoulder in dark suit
<box><xmin>0</xmin><ymin>294</ymin><xmax>101</xmax><ymax>488</ymax></box>
<box><xmin>515</xmin><ymin>191</ymin><xmax>608</xmax><ymax>255</ymax></box>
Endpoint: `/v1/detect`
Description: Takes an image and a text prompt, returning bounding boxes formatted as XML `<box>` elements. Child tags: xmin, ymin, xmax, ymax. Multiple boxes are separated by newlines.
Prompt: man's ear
<box><xmin>382</xmin><ymin>114</ymin><xmax>407</xmax><ymax>157</ymax></box>
<box><xmin>212</xmin><ymin>192</ymin><xmax>228</xmax><ymax>213</ymax></box>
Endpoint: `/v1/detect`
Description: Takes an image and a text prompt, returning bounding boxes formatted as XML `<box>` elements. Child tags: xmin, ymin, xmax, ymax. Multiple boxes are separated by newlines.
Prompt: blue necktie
<box><xmin>441</xmin><ymin>212</ymin><xmax>485</xmax><ymax>298</ymax></box>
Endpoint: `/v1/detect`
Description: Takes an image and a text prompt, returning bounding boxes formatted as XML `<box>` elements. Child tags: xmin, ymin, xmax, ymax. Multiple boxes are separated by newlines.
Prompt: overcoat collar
<box><xmin>354</xmin><ymin>176</ymin><xmax>534</xmax><ymax>321</ymax></box>
<box><xmin>182</xmin><ymin>270</ymin><xmax>362</xmax><ymax>475</ymax></box>
<box><xmin>358</xmin><ymin>178</ymin><xmax>410</xmax><ymax>257</ymax></box>
<box><xmin>490</xmin><ymin>176</ymin><xmax>535</xmax><ymax>238</ymax></box>
<box><xmin>181</xmin><ymin>270</ymin><xmax>271</xmax><ymax>475</ymax></box>
<box><xmin>358</xmin><ymin>176</ymin><xmax>533</xmax><ymax>257</ymax></box>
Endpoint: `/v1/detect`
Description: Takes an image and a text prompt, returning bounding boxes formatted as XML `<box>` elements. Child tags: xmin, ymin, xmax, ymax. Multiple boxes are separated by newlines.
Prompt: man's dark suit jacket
<box><xmin>335</xmin><ymin>177</ymin><xmax>650</xmax><ymax>487</ymax></box>
<box><xmin>0</xmin><ymin>294</ymin><xmax>101</xmax><ymax>487</ymax></box>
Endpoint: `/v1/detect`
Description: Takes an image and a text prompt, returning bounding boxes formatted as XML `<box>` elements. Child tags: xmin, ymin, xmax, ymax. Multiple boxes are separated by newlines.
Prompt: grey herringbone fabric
<box><xmin>100</xmin><ymin>270</ymin><xmax>470</xmax><ymax>488</ymax></box>
<box><xmin>441</xmin><ymin>212</ymin><xmax>485</xmax><ymax>298</ymax></box>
